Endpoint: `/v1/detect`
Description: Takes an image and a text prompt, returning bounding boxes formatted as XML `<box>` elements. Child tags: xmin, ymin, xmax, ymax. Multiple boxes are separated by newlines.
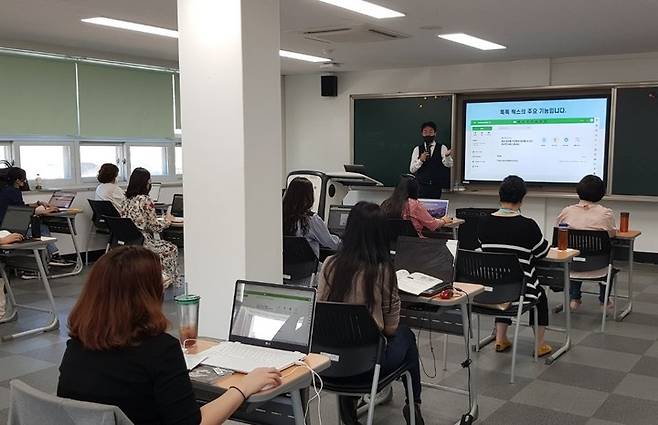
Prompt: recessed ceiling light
<box><xmin>317</xmin><ymin>0</ymin><xmax>405</xmax><ymax>19</ymax></box>
<box><xmin>438</xmin><ymin>33</ymin><xmax>506</xmax><ymax>50</ymax></box>
<box><xmin>81</xmin><ymin>17</ymin><xmax>179</xmax><ymax>38</ymax></box>
<box><xmin>279</xmin><ymin>50</ymin><xmax>332</xmax><ymax>63</ymax></box>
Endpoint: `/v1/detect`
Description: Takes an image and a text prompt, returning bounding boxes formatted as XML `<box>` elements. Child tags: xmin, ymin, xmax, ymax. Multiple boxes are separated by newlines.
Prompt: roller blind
<box><xmin>0</xmin><ymin>54</ymin><xmax>77</xmax><ymax>136</ymax></box>
<box><xmin>78</xmin><ymin>63</ymin><xmax>174</xmax><ymax>138</ymax></box>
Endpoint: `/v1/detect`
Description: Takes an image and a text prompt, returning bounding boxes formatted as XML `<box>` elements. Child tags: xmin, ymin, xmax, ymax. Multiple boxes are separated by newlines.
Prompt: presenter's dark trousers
<box><xmin>418</xmin><ymin>183</ymin><xmax>442</xmax><ymax>199</ymax></box>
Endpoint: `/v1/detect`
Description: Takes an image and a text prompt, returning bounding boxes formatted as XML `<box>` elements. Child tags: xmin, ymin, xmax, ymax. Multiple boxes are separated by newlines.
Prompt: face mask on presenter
<box><xmin>423</xmin><ymin>135</ymin><xmax>434</xmax><ymax>144</ymax></box>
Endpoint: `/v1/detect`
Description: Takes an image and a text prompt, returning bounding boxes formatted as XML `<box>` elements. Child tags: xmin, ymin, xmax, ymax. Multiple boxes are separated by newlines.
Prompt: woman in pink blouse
<box><xmin>381</xmin><ymin>175</ymin><xmax>451</xmax><ymax>236</ymax></box>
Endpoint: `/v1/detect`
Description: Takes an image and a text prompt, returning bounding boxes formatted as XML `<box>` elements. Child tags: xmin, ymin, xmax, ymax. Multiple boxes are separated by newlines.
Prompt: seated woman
<box><xmin>317</xmin><ymin>202</ymin><xmax>425</xmax><ymax>425</ymax></box>
<box><xmin>556</xmin><ymin>174</ymin><xmax>616</xmax><ymax>312</ymax></box>
<box><xmin>0</xmin><ymin>231</ymin><xmax>27</xmax><ymax>320</ymax></box>
<box><xmin>381</xmin><ymin>174</ymin><xmax>450</xmax><ymax>237</ymax></box>
<box><xmin>282</xmin><ymin>177</ymin><xmax>340</xmax><ymax>259</ymax></box>
<box><xmin>58</xmin><ymin>246</ymin><xmax>282</xmax><ymax>425</ymax></box>
<box><xmin>477</xmin><ymin>175</ymin><xmax>552</xmax><ymax>357</ymax></box>
<box><xmin>95</xmin><ymin>163</ymin><xmax>125</xmax><ymax>211</ymax></box>
<box><xmin>120</xmin><ymin>167</ymin><xmax>178</xmax><ymax>288</ymax></box>
<box><xmin>0</xmin><ymin>167</ymin><xmax>71</xmax><ymax>267</ymax></box>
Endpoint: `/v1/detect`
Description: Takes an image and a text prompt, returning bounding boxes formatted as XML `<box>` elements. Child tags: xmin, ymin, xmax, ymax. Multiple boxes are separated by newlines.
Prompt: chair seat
<box><xmin>472</xmin><ymin>299</ymin><xmax>539</xmax><ymax>317</ymax></box>
<box><xmin>321</xmin><ymin>361</ymin><xmax>414</xmax><ymax>395</ymax></box>
<box><xmin>572</xmin><ymin>267</ymin><xmax>620</xmax><ymax>282</ymax></box>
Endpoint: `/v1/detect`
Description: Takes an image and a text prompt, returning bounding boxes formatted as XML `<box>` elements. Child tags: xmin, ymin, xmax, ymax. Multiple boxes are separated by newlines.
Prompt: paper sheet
<box><xmin>396</xmin><ymin>270</ymin><xmax>444</xmax><ymax>295</ymax></box>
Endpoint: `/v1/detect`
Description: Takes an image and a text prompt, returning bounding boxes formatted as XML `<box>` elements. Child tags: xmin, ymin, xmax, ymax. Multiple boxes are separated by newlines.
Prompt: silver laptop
<box><xmin>149</xmin><ymin>183</ymin><xmax>162</xmax><ymax>202</ymax></box>
<box><xmin>203</xmin><ymin>281</ymin><xmax>317</xmax><ymax>373</ymax></box>
<box><xmin>419</xmin><ymin>198</ymin><xmax>449</xmax><ymax>218</ymax></box>
<box><xmin>327</xmin><ymin>205</ymin><xmax>353</xmax><ymax>237</ymax></box>
<box><xmin>48</xmin><ymin>191</ymin><xmax>76</xmax><ymax>210</ymax></box>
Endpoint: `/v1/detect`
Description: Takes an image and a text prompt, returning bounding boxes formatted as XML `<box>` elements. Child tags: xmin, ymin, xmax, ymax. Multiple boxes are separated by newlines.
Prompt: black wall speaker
<box><xmin>321</xmin><ymin>75</ymin><xmax>338</xmax><ymax>97</ymax></box>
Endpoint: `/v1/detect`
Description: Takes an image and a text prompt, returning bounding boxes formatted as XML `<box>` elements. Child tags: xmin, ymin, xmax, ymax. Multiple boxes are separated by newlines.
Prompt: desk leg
<box><xmin>0</xmin><ymin>267</ymin><xmax>17</xmax><ymax>323</ymax></box>
<box><xmin>617</xmin><ymin>241</ymin><xmax>633</xmax><ymax>321</ymax></box>
<box><xmin>290</xmin><ymin>390</ymin><xmax>306</xmax><ymax>425</ymax></box>
<box><xmin>50</xmin><ymin>217</ymin><xmax>83</xmax><ymax>278</ymax></box>
<box><xmin>546</xmin><ymin>262</ymin><xmax>571</xmax><ymax>365</ymax></box>
<box><xmin>458</xmin><ymin>301</ymin><xmax>477</xmax><ymax>424</ymax></box>
<box><xmin>1</xmin><ymin>249</ymin><xmax>59</xmax><ymax>341</ymax></box>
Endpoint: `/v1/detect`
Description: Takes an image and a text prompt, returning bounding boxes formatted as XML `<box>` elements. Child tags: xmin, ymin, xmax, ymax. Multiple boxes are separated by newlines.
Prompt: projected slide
<box><xmin>464</xmin><ymin>97</ymin><xmax>609</xmax><ymax>183</ymax></box>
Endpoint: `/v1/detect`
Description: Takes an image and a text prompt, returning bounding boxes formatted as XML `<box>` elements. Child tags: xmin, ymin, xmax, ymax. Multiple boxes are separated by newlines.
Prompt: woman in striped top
<box><xmin>477</xmin><ymin>176</ymin><xmax>552</xmax><ymax>357</ymax></box>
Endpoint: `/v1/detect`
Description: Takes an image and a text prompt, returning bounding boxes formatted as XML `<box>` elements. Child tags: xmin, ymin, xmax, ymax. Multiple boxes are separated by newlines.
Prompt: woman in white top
<box><xmin>95</xmin><ymin>163</ymin><xmax>125</xmax><ymax>211</ymax></box>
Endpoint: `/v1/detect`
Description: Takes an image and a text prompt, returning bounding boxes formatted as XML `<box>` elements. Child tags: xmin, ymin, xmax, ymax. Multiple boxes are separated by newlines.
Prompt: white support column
<box><xmin>178</xmin><ymin>0</ymin><xmax>282</xmax><ymax>338</ymax></box>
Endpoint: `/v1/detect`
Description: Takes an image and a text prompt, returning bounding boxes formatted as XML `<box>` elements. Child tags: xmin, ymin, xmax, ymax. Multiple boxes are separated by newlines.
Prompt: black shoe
<box><xmin>48</xmin><ymin>255</ymin><xmax>75</xmax><ymax>268</ymax></box>
<box><xmin>403</xmin><ymin>403</ymin><xmax>425</xmax><ymax>425</ymax></box>
<box><xmin>338</xmin><ymin>396</ymin><xmax>362</xmax><ymax>425</ymax></box>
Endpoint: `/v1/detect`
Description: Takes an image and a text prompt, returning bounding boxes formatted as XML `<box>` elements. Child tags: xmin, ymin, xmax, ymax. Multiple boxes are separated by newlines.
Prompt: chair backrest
<box><xmin>551</xmin><ymin>228</ymin><xmax>612</xmax><ymax>272</ymax></box>
<box><xmin>455</xmin><ymin>208</ymin><xmax>498</xmax><ymax>251</ymax></box>
<box><xmin>8</xmin><ymin>379</ymin><xmax>134</xmax><ymax>425</ymax></box>
<box><xmin>455</xmin><ymin>249</ymin><xmax>526</xmax><ymax>304</ymax></box>
<box><xmin>171</xmin><ymin>194</ymin><xmax>184</xmax><ymax>218</ymax></box>
<box><xmin>283</xmin><ymin>236</ymin><xmax>319</xmax><ymax>281</ymax></box>
<box><xmin>385</xmin><ymin>218</ymin><xmax>418</xmax><ymax>250</ymax></box>
<box><xmin>394</xmin><ymin>236</ymin><xmax>455</xmax><ymax>284</ymax></box>
<box><xmin>88</xmin><ymin>200</ymin><xmax>120</xmax><ymax>228</ymax></box>
<box><xmin>311</xmin><ymin>302</ymin><xmax>385</xmax><ymax>378</ymax></box>
<box><xmin>103</xmin><ymin>217</ymin><xmax>144</xmax><ymax>248</ymax></box>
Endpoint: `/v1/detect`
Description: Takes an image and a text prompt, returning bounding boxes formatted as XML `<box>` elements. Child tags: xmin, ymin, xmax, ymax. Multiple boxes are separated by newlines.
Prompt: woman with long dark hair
<box><xmin>120</xmin><ymin>167</ymin><xmax>178</xmax><ymax>287</ymax></box>
<box><xmin>282</xmin><ymin>177</ymin><xmax>339</xmax><ymax>258</ymax></box>
<box><xmin>381</xmin><ymin>175</ymin><xmax>450</xmax><ymax>236</ymax></box>
<box><xmin>58</xmin><ymin>246</ymin><xmax>281</xmax><ymax>425</ymax></box>
<box><xmin>317</xmin><ymin>202</ymin><xmax>424</xmax><ymax>425</ymax></box>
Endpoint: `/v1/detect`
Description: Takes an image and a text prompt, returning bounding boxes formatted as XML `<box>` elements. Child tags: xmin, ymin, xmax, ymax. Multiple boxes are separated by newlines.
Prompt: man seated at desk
<box><xmin>0</xmin><ymin>230</ymin><xmax>27</xmax><ymax>320</ymax></box>
<box><xmin>0</xmin><ymin>167</ymin><xmax>73</xmax><ymax>267</ymax></box>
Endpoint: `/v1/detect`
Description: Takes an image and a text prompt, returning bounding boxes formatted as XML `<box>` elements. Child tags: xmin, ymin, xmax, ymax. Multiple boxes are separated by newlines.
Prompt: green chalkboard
<box><xmin>612</xmin><ymin>87</ymin><xmax>658</xmax><ymax>196</ymax></box>
<box><xmin>353</xmin><ymin>96</ymin><xmax>452</xmax><ymax>187</ymax></box>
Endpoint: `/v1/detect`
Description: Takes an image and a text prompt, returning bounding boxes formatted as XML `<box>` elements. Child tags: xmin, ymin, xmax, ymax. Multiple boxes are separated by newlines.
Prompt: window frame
<box><xmin>79</xmin><ymin>141</ymin><xmax>127</xmax><ymax>184</ymax></box>
<box><xmin>13</xmin><ymin>140</ymin><xmax>75</xmax><ymax>187</ymax></box>
<box><xmin>126</xmin><ymin>142</ymin><xmax>172</xmax><ymax>179</ymax></box>
<box><xmin>174</xmin><ymin>143</ymin><xmax>183</xmax><ymax>178</ymax></box>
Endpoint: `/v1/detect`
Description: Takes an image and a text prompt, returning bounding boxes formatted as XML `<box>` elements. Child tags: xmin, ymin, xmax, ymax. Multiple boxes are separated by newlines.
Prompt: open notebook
<box><xmin>396</xmin><ymin>270</ymin><xmax>445</xmax><ymax>296</ymax></box>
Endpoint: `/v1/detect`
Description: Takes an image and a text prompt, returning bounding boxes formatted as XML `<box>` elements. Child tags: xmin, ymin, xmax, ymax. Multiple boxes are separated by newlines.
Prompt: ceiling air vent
<box><xmin>302</xmin><ymin>25</ymin><xmax>409</xmax><ymax>44</ymax></box>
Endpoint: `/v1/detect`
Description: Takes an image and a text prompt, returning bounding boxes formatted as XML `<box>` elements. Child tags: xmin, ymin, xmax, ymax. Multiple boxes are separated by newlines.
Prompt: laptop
<box><xmin>394</xmin><ymin>236</ymin><xmax>457</xmax><ymax>296</ymax></box>
<box><xmin>203</xmin><ymin>281</ymin><xmax>317</xmax><ymax>373</ymax></box>
<box><xmin>344</xmin><ymin>164</ymin><xmax>366</xmax><ymax>174</ymax></box>
<box><xmin>171</xmin><ymin>194</ymin><xmax>183</xmax><ymax>218</ymax></box>
<box><xmin>419</xmin><ymin>198</ymin><xmax>449</xmax><ymax>218</ymax></box>
<box><xmin>1</xmin><ymin>206</ymin><xmax>34</xmax><ymax>237</ymax></box>
<box><xmin>327</xmin><ymin>205</ymin><xmax>353</xmax><ymax>237</ymax></box>
<box><xmin>149</xmin><ymin>183</ymin><xmax>162</xmax><ymax>202</ymax></box>
<box><xmin>48</xmin><ymin>191</ymin><xmax>76</xmax><ymax>210</ymax></box>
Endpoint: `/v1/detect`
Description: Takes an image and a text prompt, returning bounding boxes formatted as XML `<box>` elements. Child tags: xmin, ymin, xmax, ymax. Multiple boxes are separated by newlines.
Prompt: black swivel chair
<box><xmin>311</xmin><ymin>302</ymin><xmax>418</xmax><ymax>425</ymax></box>
<box><xmin>385</xmin><ymin>219</ymin><xmax>418</xmax><ymax>252</ymax></box>
<box><xmin>551</xmin><ymin>228</ymin><xmax>619</xmax><ymax>332</ymax></box>
<box><xmin>85</xmin><ymin>200</ymin><xmax>120</xmax><ymax>264</ymax></box>
<box><xmin>282</xmin><ymin>236</ymin><xmax>319</xmax><ymax>286</ymax></box>
<box><xmin>455</xmin><ymin>249</ymin><xmax>537</xmax><ymax>383</ymax></box>
<box><xmin>103</xmin><ymin>217</ymin><xmax>144</xmax><ymax>248</ymax></box>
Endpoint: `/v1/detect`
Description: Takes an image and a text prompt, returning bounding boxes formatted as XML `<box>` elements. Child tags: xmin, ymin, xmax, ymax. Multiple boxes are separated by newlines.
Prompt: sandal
<box><xmin>495</xmin><ymin>340</ymin><xmax>512</xmax><ymax>352</ymax></box>
<box><xmin>537</xmin><ymin>344</ymin><xmax>553</xmax><ymax>357</ymax></box>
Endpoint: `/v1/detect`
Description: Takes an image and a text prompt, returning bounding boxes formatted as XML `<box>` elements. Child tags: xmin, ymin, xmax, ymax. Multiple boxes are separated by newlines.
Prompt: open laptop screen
<box><xmin>419</xmin><ymin>199</ymin><xmax>449</xmax><ymax>218</ymax></box>
<box><xmin>230</xmin><ymin>281</ymin><xmax>316</xmax><ymax>353</ymax></box>
<box><xmin>49</xmin><ymin>191</ymin><xmax>76</xmax><ymax>209</ymax></box>
<box><xmin>1</xmin><ymin>206</ymin><xmax>34</xmax><ymax>235</ymax></box>
<box><xmin>149</xmin><ymin>183</ymin><xmax>161</xmax><ymax>202</ymax></box>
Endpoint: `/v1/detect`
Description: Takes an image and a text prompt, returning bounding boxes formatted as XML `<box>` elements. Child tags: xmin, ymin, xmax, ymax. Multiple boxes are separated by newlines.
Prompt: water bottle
<box><xmin>35</xmin><ymin>174</ymin><xmax>43</xmax><ymax>190</ymax></box>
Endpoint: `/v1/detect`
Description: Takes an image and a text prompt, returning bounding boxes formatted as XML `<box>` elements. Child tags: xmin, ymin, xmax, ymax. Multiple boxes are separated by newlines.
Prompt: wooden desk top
<box><xmin>0</xmin><ymin>237</ymin><xmax>56</xmax><ymax>250</ymax></box>
<box><xmin>442</xmin><ymin>218</ymin><xmax>465</xmax><ymax>229</ymax></box>
<box><xmin>188</xmin><ymin>340</ymin><xmax>330</xmax><ymax>402</ymax></box>
<box><xmin>543</xmin><ymin>247</ymin><xmax>581</xmax><ymax>262</ymax></box>
<box><xmin>615</xmin><ymin>230</ymin><xmax>641</xmax><ymax>240</ymax></box>
<box><xmin>402</xmin><ymin>282</ymin><xmax>485</xmax><ymax>306</ymax></box>
<box><xmin>43</xmin><ymin>208</ymin><xmax>82</xmax><ymax>217</ymax></box>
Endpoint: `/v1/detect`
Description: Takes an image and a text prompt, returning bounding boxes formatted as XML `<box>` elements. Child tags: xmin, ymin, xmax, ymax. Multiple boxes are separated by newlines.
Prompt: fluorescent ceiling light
<box><xmin>317</xmin><ymin>0</ymin><xmax>405</xmax><ymax>19</ymax></box>
<box><xmin>438</xmin><ymin>33</ymin><xmax>506</xmax><ymax>50</ymax></box>
<box><xmin>279</xmin><ymin>50</ymin><xmax>331</xmax><ymax>63</ymax></box>
<box><xmin>81</xmin><ymin>17</ymin><xmax>179</xmax><ymax>38</ymax></box>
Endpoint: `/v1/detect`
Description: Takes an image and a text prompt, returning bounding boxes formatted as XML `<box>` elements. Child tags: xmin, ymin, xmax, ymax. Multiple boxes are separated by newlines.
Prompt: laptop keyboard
<box><xmin>203</xmin><ymin>341</ymin><xmax>305</xmax><ymax>373</ymax></box>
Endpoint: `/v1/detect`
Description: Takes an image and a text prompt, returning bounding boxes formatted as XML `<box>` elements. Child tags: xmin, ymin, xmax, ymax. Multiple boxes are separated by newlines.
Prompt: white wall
<box><xmin>284</xmin><ymin>52</ymin><xmax>658</xmax><ymax>252</ymax></box>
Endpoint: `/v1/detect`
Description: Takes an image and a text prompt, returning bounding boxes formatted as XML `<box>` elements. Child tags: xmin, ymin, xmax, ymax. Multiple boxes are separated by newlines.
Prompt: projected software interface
<box><xmin>231</xmin><ymin>283</ymin><xmax>314</xmax><ymax>349</ymax></box>
<box><xmin>464</xmin><ymin>98</ymin><xmax>608</xmax><ymax>183</ymax></box>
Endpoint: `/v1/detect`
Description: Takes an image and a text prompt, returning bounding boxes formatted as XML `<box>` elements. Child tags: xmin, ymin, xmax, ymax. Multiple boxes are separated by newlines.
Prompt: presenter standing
<box><xmin>409</xmin><ymin>121</ymin><xmax>453</xmax><ymax>199</ymax></box>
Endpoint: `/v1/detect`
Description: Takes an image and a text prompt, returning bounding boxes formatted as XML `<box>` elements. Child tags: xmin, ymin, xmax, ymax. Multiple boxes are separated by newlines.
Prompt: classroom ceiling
<box><xmin>1</xmin><ymin>0</ymin><xmax>658</xmax><ymax>74</ymax></box>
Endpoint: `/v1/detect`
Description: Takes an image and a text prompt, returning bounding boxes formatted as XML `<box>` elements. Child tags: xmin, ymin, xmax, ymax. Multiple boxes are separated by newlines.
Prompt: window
<box><xmin>19</xmin><ymin>144</ymin><xmax>72</xmax><ymax>180</ymax></box>
<box><xmin>175</xmin><ymin>145</ymin><xmax>182</xmax><ymax>175</ymax></box>
<box><xmin>0</xmin><ymin>143</ymin><xmax>11</xmax><ymax>165</ymax></box>
<box><xmin>80</xmin><ymin>144</ymin><xmax>123</xmax><ymax>179</ymax></box>
<box><xmin>129</xmin><ymin>145</ymin><xmax>167</xmax><ymax>176</ymax></box>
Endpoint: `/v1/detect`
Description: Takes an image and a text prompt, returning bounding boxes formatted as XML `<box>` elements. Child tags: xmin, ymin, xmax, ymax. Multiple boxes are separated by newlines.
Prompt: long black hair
<box><xmin>125</xmin><ymin>168</ymin><xmax>151</xmax><ymax>199</ymax></box>
<box><xmin>282</xmin><ymin>177</ymin><xmax>314</xmax><ymax>236</ymax></box>
<box><xmin>323</xmin><ymin>202</ymin><xmax>396</xmax><ymax>312</ymax></box>
<box><xmin>380</xmin><ymin>175</ymin><xmax>419</xmax><ymax>218</ymax></box>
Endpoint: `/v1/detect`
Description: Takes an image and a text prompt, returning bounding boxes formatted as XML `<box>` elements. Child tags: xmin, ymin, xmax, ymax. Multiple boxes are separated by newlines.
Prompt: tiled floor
<box><xmin>1</xmin><ymin>263</ymin><xmax>658</xmax><ymax>424</ymax></box>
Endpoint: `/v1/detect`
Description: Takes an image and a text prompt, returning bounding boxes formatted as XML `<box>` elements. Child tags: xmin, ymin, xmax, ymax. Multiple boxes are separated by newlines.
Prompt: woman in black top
<box><xmin>477</xmin><ymin>176</ymin><xmax>552</xmax><ymax>357</ymax></box>
<box><xmin>58</xmin><ymin>246</ymin><xmax>282</xmax><ymax>425</ymax></box>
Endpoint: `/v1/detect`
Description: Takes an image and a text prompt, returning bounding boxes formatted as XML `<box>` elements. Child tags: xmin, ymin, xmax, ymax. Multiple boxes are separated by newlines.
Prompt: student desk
<box><xmin>39</xmin><ymin>209</ymin><xmax>84</xmax><ymax>278</ymax></box>
<box><xmin>188</xmin><ymin>339</ymin><xmax>330</xmax><ymax>425</ymax></box>
<box><xmin>423</xmin><ymin>218</ymin><xmax>465</xmax><ymax>240</ymax></box>
<box><xmin>0</xmin><ymin>237</ymin><xmax>59</xmax><ymax>341</ymax></box>
<box><xmin>400</xmin><ymin>282</ymin><xmax>484</xmax><ymax>424</ymax></box>
<box><xmin>613</xmin><ymin>230</ymin><xmax>641</xmax><ymax>322</ymax></box>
